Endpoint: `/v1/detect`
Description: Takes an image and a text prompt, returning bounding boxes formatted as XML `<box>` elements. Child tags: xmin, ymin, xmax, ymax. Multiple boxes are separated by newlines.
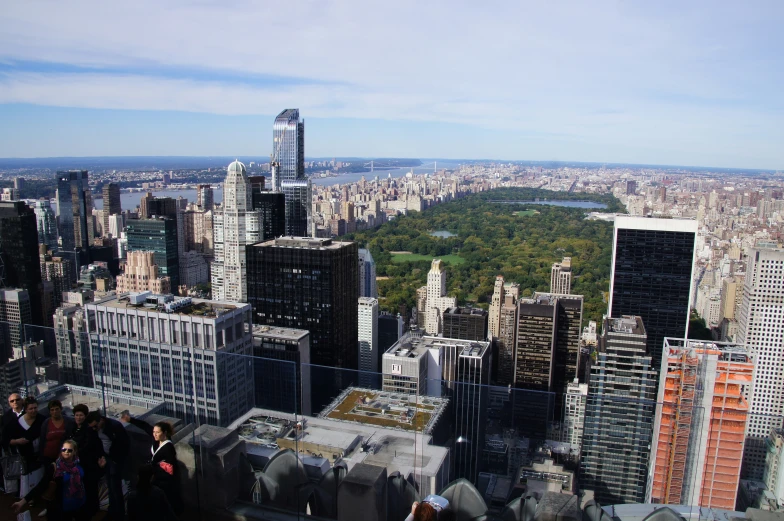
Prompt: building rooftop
<box><xmin>444</xmin><ymin>306</ymin><xmax>488</xmax><ymax>317</ymax></box>
<box><xmin>257</xmin><ymin>236</ymin><xmax>353</xmax><ymax>250</ymax></box>
<box><xmin>252</xmin><ymin>325</ymin><xmax>309</xmax><ymax>341</ymax></box>
<box><xmin>35</xmin><ymin>384</ymin><xmax>165</xmax><ymax>421</ymax></box>
<box><xmin>607</xmin><ymin>315</ymin><xmax>646</xmax><ymax>336</ymax></box>
<box><xmin>319</xmin><ymin>387</ymin><xmax>448</xmax><ymax>435</ymax></box>
<box><xmin>89</xmin><ymin>292</ymin><xmax>247</xmax><ymax>317</ymax></box>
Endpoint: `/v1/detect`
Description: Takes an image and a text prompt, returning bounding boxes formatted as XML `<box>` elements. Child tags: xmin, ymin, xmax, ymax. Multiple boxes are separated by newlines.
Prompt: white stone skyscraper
<box><xmin>739</xmin><ymin>243</ymin><xmax>784</xmax><ymax>479</ymax></box>
<box><xmin>550</xmin><ymin>257</ymin><xmax>572</xmax><ymax>295</ymax></box>
<box><xmin>422</xmin><ymin>259</ymin><xmax>456</xmax><ymax>335</ymax></box>
<box><xmin>211</xmin><ymin>160</ymin><xmax>261</xmax><ymax>302</ymax></box>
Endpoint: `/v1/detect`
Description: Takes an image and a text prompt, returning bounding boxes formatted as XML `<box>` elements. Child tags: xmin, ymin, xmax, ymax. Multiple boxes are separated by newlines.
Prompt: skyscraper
<box><xmin>649</xmin><ymin>338</ymin><xmax>752</xmax><ymax>510</ymax></box>
<box><xmin>738</xmin><ymin>244</ymin><xmax>784</xmax><ymax>479</ymax></box>
<box><xmin>496</xmin><ymin>293</ymin><xmax>518</xmax><ymax>386</ymax></box>
<box><xmin>102</xmin><ymin>183</ymin><xmax>121</xmax><ymax>237</ymax></box>
<box><xmin>249</xmin><ymin>176</ymin><xmax>285</xmax><ymax>240</ymax></box>
<box><xmin>0</xmin><ymin>201</ymin><xmax>44</xmax><ymax>327</ymax></box>
<box><xmin>0</xmin><ymin>289</ymin><xmax>32</xmax><ymax>361</ymax></box>
<box><xmin>247</xmin><ymin>237</ymin><xmax>358</xmax><ymax>370</ymax></box>
<box><xmin>40</xmin><ymin>248</ymin><xmax>74</xmax><ymax>310</ymax></box>
<box><xmin>53</xmin><ymin>303</ymin><xmax>92</xmax><ymax>387</ymax></box>
<box><xmin>116</xmin><ymin>251</ymin><xmax>172</xmax><ymax>294</ymax></box>
<box><xmin>453</xmin><ymin>340</ymin><xmax>491</xmax><ymax>483</ymax></box>
<box><xmin>196</xmin><ymin>184</ymin><xmax>214</xmax><ymax>211</ymax></box>
<box><xmin>358</xmin><ymin>248</ymin><xmax>378</xmax><ymax>298</ymax></box>
<box><xmin>442</xmin><ymin>307</ymin><xmax>488</xmax><ymax>341</ymax></box>
<box><xmin>56</xmin><ymin>170</ymin><xmax>92</xmax><ymax>254</ymax></box>
<box><xmin>420</xmin><ymin>260</ymin><xmax>457</xmax><ymax>335</ymax></box>
<box><xmin>609</xmin><ymin>216</ymin><xmax>697</xmax><ymax>371</ymax></box>
<box><xmin>33</xmin><ymin>200</ymin><xmax>59</xmax><ymax>251</ymax></box>
<box><xmin>272</xmin><ymin>109</ymin><xmax>310</xmax><ymax>236</ymax></box>
<box><xmin>358</xmin><ymin>297</ymin><xmax>379</xmax><ymax>388</ymax></box>
<box><xmin>125</xmin><ymin>217</ymin><xmax>180</xmax><ymax>289</ymax></box>
<box><xmin>580</xmin><ymin>315</ymin><xmax>657</xmax><ymax>505</ymax></box>
<box><xmin>211</xmin><ymin>160</ymin><xmax>261</xmax><ymax>302</ymax></box>
<box><xmin>252</xmin><ymin>325</ymin><xmax>311</xmax><ymax>416</ymax></box>
<box><xmin>550</xmin><ymin>257</ymin><xmax>572</xmax><ymax>295</ymax></box>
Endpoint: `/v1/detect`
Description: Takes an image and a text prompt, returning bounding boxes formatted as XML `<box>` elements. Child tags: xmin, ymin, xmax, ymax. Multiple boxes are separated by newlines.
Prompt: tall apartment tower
<box><xmin>358</xmin><ymin>248</ymin><xmax>378</xmax><ymax>298</ymax></box>
<box><xmin>738</xmin><ymin>244</ymin><xmax>784</xmax><ymax>479</ymax></box>
<box><xmin>196</xmin><ymin>184</ymin><xmax>214</xmax><ymax>210</ymax></box>
<box><xmin>53</xmin><ymin>303</ymin><xmax>92</xmax><ymax>387</ymax></box>
<box><xmin>211</xmin><ymin>161</ymin><xmax>261</xmax><ymax>302</ymax></box>
<box><xmin>358</xmin><ymin>297</ymin><xmax>379</xmax><ymax>388</ymax></box>
<box><xmin>102</xmin><ymin>183</ymin><xmax>121</xmax><ymax>237</ymax></box>
<box><xmin>56</xmin><ymin>170</ymin><xmax>93</xmax><ymax>256</ymax></box>
<box><xmin>0</xmin><ymin>201</ymin><xmax>44</xmax><ymax>327</ymax></box>
<box><xmin>273</xmin><ymin>109</ymin><xmax>311</xmax><ymax>237</ymax></box>
<box><xmin>247</xmin><ymin>237</ymin><xmax>358</xmax><ymax>370</ymax></box>
<box><xmin>126</xmin><ymin>217</ymin><xmax>180</xmax><ymax>289</ymax></box>
<box><xmin>609</xmin><ymin>216</ymin><xmax>697</xmax><ymax>372</ymax></box>
<box><xmin>550</xmin><ymin>257</ymin><xmax>572</xmax><ymax>295</ymax></box>
<box><xmin>33</xmin><ymin>200</ymin><xmax>59</xmax><ymax>251</ymax></box>
<box><xmin>496</xmin><ymin>293</ymin><xmax>519</xmax><ymax>386</ymax></box>
<box><xmin>421</xmin><ymin>259</ymin><xmax>457</xmax><ymax>335</ymax></box>
<box><xmin>649</xmin><ymin>339</ymin><xmax>752</xmax><ymax>510</ymax></box>
<box><xmin>580</xmin><ymin>315</ymin><xmax>657</xmax><ymax>505</ymax></box>
<box><xmin>86</xmin><ymin>293</ymin><xmax>254</xmax><ymax>426</ymax></box>
<box><xmin>563</xmin><ymin>379</ymin><xmax>588</xmax><ymax>449</ymax></box>
<box><xmin>489</xmin><ymin>276</ymin><xmax>505</xmax><ymax>339</ymax></box>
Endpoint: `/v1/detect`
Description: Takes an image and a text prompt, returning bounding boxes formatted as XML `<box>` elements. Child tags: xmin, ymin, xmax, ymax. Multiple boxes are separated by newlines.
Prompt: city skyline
<box><xmin>1</xmin><ymin>2</ymin><xmax>783</xmax><ymax>169</ymax></box>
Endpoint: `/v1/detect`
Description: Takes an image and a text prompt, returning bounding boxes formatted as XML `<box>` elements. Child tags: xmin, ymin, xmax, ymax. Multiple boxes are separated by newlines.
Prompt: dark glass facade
<box><xmin>443</xmin><ymin>307</ymin><xmax>488</xmax><ymax>341</ymax></box>
<box><xmin>56</xmin><ymin>170</ymin><xmax>91</xmax><ymax>254</ymax></box>
<box><xmin>610</xmin><ymin>224</ymin><xmax>695</xmax><ymax>371</ymax></box>
<box><xmin>0</xmin><ymin>201</ymin><xmax>43</xmax><ymax>326</ymax></box>
<box><xmin>247</xmin><ymin>237</ymin><xmax>358</xmax><ymax>369</ymax></box>
<box><xmin>250</xmin><ymin>184</ymin><xmax>285</xmax><ymax>241</ymax></box>
<box><xmin>125</xmin><ymin>217</ymin><xmax>180</xmax><ymax>288</ymax></box>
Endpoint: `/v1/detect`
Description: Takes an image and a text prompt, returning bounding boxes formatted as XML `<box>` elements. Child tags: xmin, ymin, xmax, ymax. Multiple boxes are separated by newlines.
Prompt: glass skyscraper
<box><xmin>609</xmin><ymin>216</ymin><xmax>697</xmax><ymax>372</ymax></box>
<box><xmin>56</xmin><ymin>170</ymin><xmax>92</xmax><ymax>254</ymax></box>
<box><xmin>125</xmin><ymin>217</ymin><xmax>180</xmax><ymax>289</ymax></box>
<box><xmin>273</xmin><ymin>109</ymin><xmax>310</xmax><ymax>236</ymax></box>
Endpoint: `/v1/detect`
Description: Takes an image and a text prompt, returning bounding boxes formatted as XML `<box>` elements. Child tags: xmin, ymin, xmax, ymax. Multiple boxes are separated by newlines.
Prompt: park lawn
<box><xmin>514</xmin><ymin>209</ymin><xmax>540</xmax><ymax>217</ymax></box>
<box><xmin>391</xmin><ymin>253</ymin><xmax>465</xmax><ymax>265</ymax></box>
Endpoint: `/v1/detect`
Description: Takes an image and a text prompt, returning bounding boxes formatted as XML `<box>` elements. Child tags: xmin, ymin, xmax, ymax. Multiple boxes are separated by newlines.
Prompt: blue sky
<box><xmin>1</xmin><ymin>1</ymin><xmax>782</xmax><ymax>169</ymax></box>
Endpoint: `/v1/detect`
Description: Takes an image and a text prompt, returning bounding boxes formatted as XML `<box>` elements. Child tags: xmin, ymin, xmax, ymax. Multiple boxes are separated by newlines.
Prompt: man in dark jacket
<box><xmin>86</xmin><ymin>411</ymin><xmax>130</xmax><ymax>520</ymax></box>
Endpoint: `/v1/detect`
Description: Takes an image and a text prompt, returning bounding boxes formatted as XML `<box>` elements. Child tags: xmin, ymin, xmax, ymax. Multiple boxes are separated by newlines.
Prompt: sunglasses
<box><xmin>61</xmin><ymin>448</ymin><xmax>74</xmax><ymax>453</ymax></box>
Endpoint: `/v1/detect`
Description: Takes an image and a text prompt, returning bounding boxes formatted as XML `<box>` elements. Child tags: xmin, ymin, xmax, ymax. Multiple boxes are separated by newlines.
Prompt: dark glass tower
<box><xmin>249</xmin><ymin>177</ymin><xmax>285</xmax><ymax>240</ymax></box>
<box><xmin>0</xmin><ymin>201</ymin><xmax>43</xmax><ymax>326</ymax></box>
<box><xmin>609</xmin><ymin>216</ymin><xmax>697</xmax><ymax>372</ymax></box>
<box><xmin>125</xmin><ymin>217</ymin><xmax>180</xmax><ymax>288</ymax></box>
<box><xmin>102</xmin><ymin>182</ymin><xmax>121</xmax><ymax>237</ymax></box>
<box><xmin>443</xmin><ymin>306</ymin><xmax>488</xmax><ymax>341</ymax></box>
<box><xmin>56</xmin><ymin>170</ymin><xmax>92</xmax><ymax>258</ymax></box>
<box><xmin>273</xmin><ymin>109</ymin><xmax>310</xmax><ymax>236</ymax></box>
<box><xmin>247</xmin><ymin>237</ymin><xmax>358</xmax><ymax>369</ymax></box>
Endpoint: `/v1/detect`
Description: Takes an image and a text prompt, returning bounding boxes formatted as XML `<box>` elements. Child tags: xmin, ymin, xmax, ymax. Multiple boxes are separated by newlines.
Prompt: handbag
<box><xmin>2</xmin><ymin>451</ymin><xmax>26</xmax><ymax>480</ymax></box>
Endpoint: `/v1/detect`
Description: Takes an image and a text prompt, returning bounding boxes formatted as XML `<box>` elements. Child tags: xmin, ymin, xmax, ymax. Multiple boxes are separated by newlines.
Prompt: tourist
<box><xmin>7</xmin><ymin>397</ymin><xmax>45</xmax><ymax>497</ymax></box>
<box><xmin>38</xmin><ymin>400</ymin><xmax>75</xmax><ymax>465</ymax></box>
<box><xmin>1</xmin><ymin>393</ymin><xmax>25</xmax><ymax>494</ymax></box>
<box><xmin>126</xmin><ymin>465</ymin><xmax>178</xmax><ymax>521</ymax></box>
<box><xmin>85</xmin><ymin>411</ymin><xmax>128</xmax><ymax>520</ymax></box>
<box><xmin>70</xmin><ymin>405</ymin><xmax>103</xmax><ymax>516</ymax></box>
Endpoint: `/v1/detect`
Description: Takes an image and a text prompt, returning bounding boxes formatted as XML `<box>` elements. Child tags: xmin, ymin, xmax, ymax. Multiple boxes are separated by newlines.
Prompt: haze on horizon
<box><xmin>1</xmin><ymin>1</ymin><xmax>782</xmax><ymax>170</ymax></box>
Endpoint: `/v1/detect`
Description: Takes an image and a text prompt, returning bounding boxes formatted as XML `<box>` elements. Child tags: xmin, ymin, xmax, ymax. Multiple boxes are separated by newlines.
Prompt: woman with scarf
<box><xmin>146</xmin><ymin>421</ymin><xmax>183</xmax><ymax>517</ymax></box>
<box><xmin>12</xmin><ymin>439</ymin><xmax>104</xmax><ymax>521</ymax></box>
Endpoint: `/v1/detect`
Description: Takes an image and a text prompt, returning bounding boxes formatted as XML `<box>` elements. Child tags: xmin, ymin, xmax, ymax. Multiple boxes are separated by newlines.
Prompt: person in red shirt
<box><xmin>38</xmin><ymin>400</ymin><xmax>75</xmax><ymax>464</ymax></box>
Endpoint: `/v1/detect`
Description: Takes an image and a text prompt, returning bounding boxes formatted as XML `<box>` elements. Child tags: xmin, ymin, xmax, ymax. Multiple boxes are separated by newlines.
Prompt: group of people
<box><xmin>1</xmin><ymin>393</ymin><xmax>182</xmax><ymax>521</ymax></box>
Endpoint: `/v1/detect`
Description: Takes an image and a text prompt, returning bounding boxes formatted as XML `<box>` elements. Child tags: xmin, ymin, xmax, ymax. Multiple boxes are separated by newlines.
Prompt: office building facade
<box><xmin>649</xmin><ymin>339</ymin><xmax>752</xmax><ymax>510</ymax></box>
<box><xmin>443</xmin><ymin>307</ymin><xmax>488</xmax><ymax>342</ymax></box>
<box><xmin>252</xmin><ymin>325</ymin><xmax>311</xmax><ymax>416</ymax></box>
<box><xmin>453</xmin><ymin>340</ymin><xmax>491</xmax><ymax>482</ymax></box>
<box><xmin>102</xmin><ymin>183</ymin><xmax>121</xmax><ymax>237</ymax></box>
<box><xmin>56</xmin><ymin>170</ymin><xmax>93</xmax><ymax>255</ymax></box>
<box><xmin>580</xmin><ymin>316</ymin><xmax>657</xmax><ymax>505</ymax></box>
<box><xmin>247</xmin><ymin>237</ymin><xmax>358</xmax><ymax>370</ymax></box>
<box><xmin>33</xmin><ymin>200</ymin><xmax>59</xmax><ymax>251</ymax></box>
<box><xmin>0</xmin><ymin>289</ymin><xmax>33</xmax><ymax>360</ymax></box>
<box><xmin>126</xmin><ymin>217</ymin><xmax>180</xmax><ymax>288</ymax></box>
<box><xmin>273</xmin><ymin>109</ymin><xmax>310</xmax><ymax>236</ymax></box>
<box><xmin>196</xmin><ymin>184</ymin><xmax>214</xmax><ymax>210</ymax></box>
<box><xmin>738</xmin><ymin>244</ymin><xmax>784</xmax><ymax>479</ymax></box>
<box><xmin>609</xmin><ymin>216</ymin><xmax>697</xmax><ymax>372</ymax></box>
<box><xmin>85</xmin><ymin>293</ymin><xmax>254</xmax><ymax>426</ymax></box>
<box><xmin>358</xmin><ymin>248</ymin><xmax>378</xmax><ymax>299</ymax></box>
<box><xmin>0</xmin><ymin>201</ymin><xmax>44</xmax><ymax>327</ymax></box>
<box><xmin>53</xmin><ymin>303</ymin><xmax>92</xmax><ymax>387</ymax></box>
<box><xmin>116</xmin><ymin>251</ymin><xmax>171</xmax><ymax>294</ymax></box>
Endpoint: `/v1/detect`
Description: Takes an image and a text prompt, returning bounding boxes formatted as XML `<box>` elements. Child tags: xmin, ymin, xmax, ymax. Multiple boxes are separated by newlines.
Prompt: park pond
<box><xmin>430</xmin><ymin>230</ymin><xmax>457</xmax><ymax>238</ymax></box>
<box><xmin>492</xmin><ymin>200</ymin><xmax>608</xmax><ymax>209</ymax></box>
